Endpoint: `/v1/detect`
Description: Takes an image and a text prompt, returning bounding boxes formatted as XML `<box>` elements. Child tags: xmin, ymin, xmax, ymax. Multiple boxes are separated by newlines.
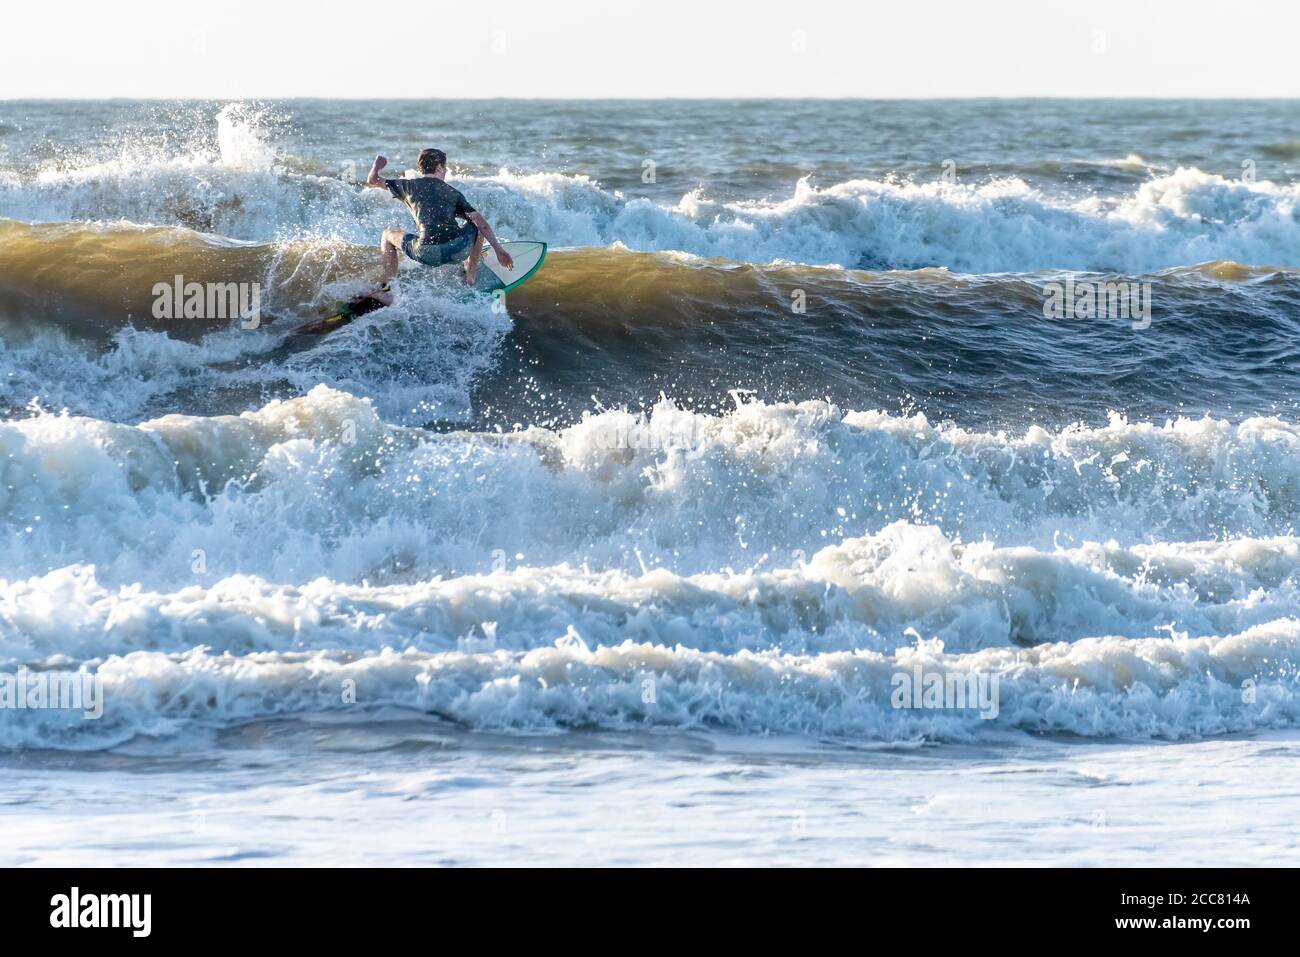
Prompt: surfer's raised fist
<box><xmin>372</xmin><ymin>155</ymin><xmax>387</xmax><ymax>170</ymax></box>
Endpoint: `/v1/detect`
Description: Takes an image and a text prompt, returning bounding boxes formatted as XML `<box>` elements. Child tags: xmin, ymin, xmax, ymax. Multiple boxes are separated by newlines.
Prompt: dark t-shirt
<box><xmin>385</xmin><ymin>176</ymin><xmax>476</xmax><ymax>245</ymax></box>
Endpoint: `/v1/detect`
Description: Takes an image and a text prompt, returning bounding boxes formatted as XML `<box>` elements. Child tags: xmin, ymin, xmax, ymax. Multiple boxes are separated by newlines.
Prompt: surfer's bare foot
<box><xmin>463</xmin><ymin>262</ymin><xmax>477</xmax><ymax>285</ymax></box>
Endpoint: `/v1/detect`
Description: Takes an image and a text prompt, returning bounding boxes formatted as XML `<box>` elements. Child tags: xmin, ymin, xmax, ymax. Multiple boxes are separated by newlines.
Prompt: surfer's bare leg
<box><xmin>463</xmin><ymin>230</ymin><xmax>485</xmax><ymax>285</ymax></box>
<box><xmin>380</xmin><ymin>228</ymin><xmax>405</xmax><ymax>281</ymax></box>
<box><xmin>462</xmin><ymin>213</ymin><xmax>512</xmax><ymax>285</ymax></box>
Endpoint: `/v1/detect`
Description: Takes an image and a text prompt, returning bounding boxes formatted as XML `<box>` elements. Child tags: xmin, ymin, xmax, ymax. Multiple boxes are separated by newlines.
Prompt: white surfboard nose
<box><xmin>483</xmin><ymin>241</ymin><xmax>548</xmax><ymax>292</ymax></box>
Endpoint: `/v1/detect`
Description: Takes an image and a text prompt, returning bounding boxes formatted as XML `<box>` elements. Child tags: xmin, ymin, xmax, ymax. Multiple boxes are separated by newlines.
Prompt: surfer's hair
<box><xmin>417</xmin><ymin>148</ymin><xmax>447</xmax><ymax>174</ymax></box>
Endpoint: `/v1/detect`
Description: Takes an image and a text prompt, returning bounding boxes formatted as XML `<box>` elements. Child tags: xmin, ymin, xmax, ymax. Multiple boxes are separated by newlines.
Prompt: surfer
<box><xmin>366</xmin><ymin>148</ymin><xmax>513</xmax><ymax>285</ymax></box>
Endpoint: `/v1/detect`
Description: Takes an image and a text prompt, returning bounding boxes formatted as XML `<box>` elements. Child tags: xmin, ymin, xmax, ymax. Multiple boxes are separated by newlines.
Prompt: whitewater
<box><xmin>2</xmin><ymin>99</ymin><xmax>1300</xmax><ymax>865</ymax></box>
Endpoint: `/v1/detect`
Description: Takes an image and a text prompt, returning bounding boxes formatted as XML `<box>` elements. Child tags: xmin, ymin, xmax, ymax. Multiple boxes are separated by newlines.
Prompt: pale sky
<box><xmin>5</xmin><ymin>0</ymin><xmax>1298</xmax><ymax>99</ymax></box>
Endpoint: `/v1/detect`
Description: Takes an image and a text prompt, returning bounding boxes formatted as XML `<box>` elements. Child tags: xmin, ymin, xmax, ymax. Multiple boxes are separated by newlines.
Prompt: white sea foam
<box><xmin>5</xmin><ymin>527</ymin><xmax>1300</xmax><ymax>661</ymax></box>
<box><xmin>5</xmin><ymin>388</ymin><xmax>1300</xmax><ymax>590</ymax></box>
<box><xmin>0</xmin><ymin>618</ymin><xmax>1296</xmax><ymax>749</ymax></box>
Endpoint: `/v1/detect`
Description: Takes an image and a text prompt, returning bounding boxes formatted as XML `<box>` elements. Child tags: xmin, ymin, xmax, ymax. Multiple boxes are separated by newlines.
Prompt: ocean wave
<box><xmin>3</xmin><ymin>619</ymin><xmax>1298</xmax><ymax>749</ymax></box>
<box><xmin>6</xmin><ymin>525</ymin><xmax>1300</xmax><ymax>662</ymax></box>
<box><xmin>2</xmin><ymin>107</ymin><xmax>1298</xmax><ymax>273</ymax></box>
<box><xmin>4</xmin><ymin>387</ymin><xmax>1300</xmax><ymax>592</ymax></box>
<box><xmin>5</xmin><ymin>219</ymin><xmax>1299</xmax><ymax>431</ymax></box>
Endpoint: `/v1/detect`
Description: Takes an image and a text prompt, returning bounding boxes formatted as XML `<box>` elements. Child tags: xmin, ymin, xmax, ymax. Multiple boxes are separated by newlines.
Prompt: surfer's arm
<box><xmin>364</xmin><ymin>155</ymin><xmax>389</xmax><ymax>189</ymax></box>
<box><xmin>466</xmin><ymin>212</ymin><xmax>513</xmax><ymax>270</ymax></box>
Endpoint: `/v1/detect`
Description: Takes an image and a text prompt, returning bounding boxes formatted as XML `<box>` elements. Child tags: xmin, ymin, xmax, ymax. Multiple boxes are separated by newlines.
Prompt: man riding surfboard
<box><xmin>290</xmin><ymin>148</ymin><xmax>522</xmax><ymax>333</ymax></box>
<box><xmin>366</xmin><ymin>148</ymin><xmax>513</xmax><ymax>286</ymax></box>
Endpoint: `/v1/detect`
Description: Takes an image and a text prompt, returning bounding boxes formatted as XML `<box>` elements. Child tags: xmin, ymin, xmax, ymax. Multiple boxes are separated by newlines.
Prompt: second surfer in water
<box><xmin>366</xmin><ymin>148</ymin><xmax>513</xmax><ymax>286</ymax></box>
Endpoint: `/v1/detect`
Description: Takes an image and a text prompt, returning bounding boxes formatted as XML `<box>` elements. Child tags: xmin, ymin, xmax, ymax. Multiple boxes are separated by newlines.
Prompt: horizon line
<box><xmin>5</xmin><ymin>94</ymin><xmax>1300</xmax><ymax>103</ymax></box>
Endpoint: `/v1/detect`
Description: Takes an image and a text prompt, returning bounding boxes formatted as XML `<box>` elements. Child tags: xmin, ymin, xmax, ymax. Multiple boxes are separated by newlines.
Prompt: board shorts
<box><xmin>401</xmin><ymin>221</ymin><xmax>479</xmax><ymax>266</ymax></box>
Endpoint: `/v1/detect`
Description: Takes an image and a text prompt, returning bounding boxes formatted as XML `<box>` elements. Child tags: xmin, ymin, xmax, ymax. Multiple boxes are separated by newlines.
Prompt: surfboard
<box><xmin>291</xmin><ymin>284</ymin><xmax>391</xmax><ymax>335</ymax></box>
<box><xmin>473</xmin><ymin>241</ymin><xmax>547</xmax><ymax>294</ymax></box>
